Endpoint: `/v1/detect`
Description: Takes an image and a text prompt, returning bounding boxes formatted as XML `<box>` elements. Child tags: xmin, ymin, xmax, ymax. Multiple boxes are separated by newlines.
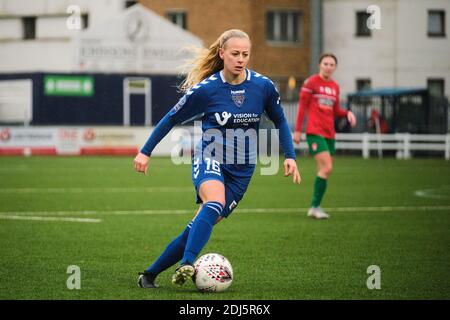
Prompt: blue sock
<box><xmin>145</xmin><ymin>221</ymin><xmax>192</xmax><ymax>276</ymax></box>
<box><xmin>181</xmin><ymin>201</ymin><xmax>223</xmax><ymax>265</ymax></box>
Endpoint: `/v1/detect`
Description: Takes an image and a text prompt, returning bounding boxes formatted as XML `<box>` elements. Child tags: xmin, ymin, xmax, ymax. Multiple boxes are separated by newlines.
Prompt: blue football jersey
<box><xmin>141</xmin><ymin>69</ymin><xmax>295</xmax><ymax>166</ymax></box>
<box><xmin>169</xmin><ymin>69</ymin><xmax>293</xmax><ymax>162</ymax></box>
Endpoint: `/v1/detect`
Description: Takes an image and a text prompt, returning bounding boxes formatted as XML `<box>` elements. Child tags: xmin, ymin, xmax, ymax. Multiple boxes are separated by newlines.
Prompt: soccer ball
<box><xmin>193</xmin><ymin>253</ymin><xmax>233</xmax><ymax>293</ymax></box>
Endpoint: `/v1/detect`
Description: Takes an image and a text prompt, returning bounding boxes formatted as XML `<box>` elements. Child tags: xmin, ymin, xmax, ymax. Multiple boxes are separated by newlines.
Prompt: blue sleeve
<box><xmin>264</xmin><ymin>81</ymin><xmax>296</xmax><ymax>160</ymax></box>
<box><xmin>140</xmin><ymin>88</ymin><xmax>208</xmax><ymax>156</ymax></box>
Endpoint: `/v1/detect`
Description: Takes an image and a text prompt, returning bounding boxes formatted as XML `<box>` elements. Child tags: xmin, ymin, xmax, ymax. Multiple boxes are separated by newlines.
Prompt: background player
<box><xmin>134</xmin><ymin>29</ymin><xmax>301</xmax><ymax>288</ymax></box>
<box><xmin>293</xmin><ymin>53</ymin><xmax>356</xmax><ymax>219</ymax></box>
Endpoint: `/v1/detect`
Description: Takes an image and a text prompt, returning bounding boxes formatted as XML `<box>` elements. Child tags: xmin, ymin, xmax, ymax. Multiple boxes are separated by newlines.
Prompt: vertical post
<box><xmin>24</xmin><ymin>78</ymin><xmax>33</xmax><ymax>127</ymax></box>
<box><xmin>362</xmin><ymin>132</ymin><xmax>370</xmax><ymax>159</ymax></box>
<box><xmin>310</xmin><ymin>0</ymin><xmax>322</xmax><ymax>75</ymax></box>
<box><xmin>145</xmin><ymin>79</ymin><xmax>152</xmax><ymax>126</ymax></box>
<box><xmin>403</xmin><ymin>133</ymin><xmax>411</xmax><ymax>159</ymax></box>
<box><xmin>123</xmin><ymin>79</ymin><xmax>130</xmax><ymax>126</ymax></box>
<box><xmin>445</xmin><ymin>134</ymin><xmax>450</xmax><ymax>160</ymax></box>
<box><xmin>424</xmin><ymin>90</ymin><xmax>430</xmax><ymax>134</ymax></box>
<box><xmin>391</xmin><ymin>98</ymin><xmax>400</xmax><ymax>132</ymax></box>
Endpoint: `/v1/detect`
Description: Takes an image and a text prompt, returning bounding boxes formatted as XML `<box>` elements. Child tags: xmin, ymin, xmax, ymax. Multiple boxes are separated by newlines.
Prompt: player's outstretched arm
<box><xmin>134</xmin><ymin>152</ymin><xmax>149</xmax><ymax>175</ymax></box>
<box><xmin>284</xmin><ymin>158</ymin><xmax>301</xmax><ymax>184</ymax></box>
<box><xmin>134</xmin><ymin>87</ymin><xmax>208</xmax><ymax>176</ymax></box>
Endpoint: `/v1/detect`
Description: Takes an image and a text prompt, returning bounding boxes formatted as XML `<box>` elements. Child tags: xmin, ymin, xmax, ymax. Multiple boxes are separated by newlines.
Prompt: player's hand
<box><xmin>347</xmin><ymin>111</ymin><xmax>357</xmax><ymax>127</ymax></box>
<box><xmin>293</xmin><ymin>131</ymin><xmax>301</xmax><ymax>145</ymax></box>
<box><xmin>134</xmin><ymin>152</ymin><xmax>149</xmax><ymax>175</ymax></box>
<box><xmin>284</xmin><ymin>159</ymin><xmax>301</xmax><ymax>184</ymax></box>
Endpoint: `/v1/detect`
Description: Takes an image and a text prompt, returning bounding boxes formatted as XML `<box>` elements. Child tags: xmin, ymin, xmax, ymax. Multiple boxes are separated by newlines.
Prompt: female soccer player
<box><xmin>293</xmin><ymin>53</ymin><xmax>356</xmax><ymax>219</ymax></box>
<box><xmin>134</xmin><ymin>29</ymin><xmax>301</xmax><ymax>288</ymax></box>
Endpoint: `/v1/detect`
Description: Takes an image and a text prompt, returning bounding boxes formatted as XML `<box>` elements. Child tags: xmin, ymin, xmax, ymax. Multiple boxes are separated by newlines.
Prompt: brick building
<box><xmin>140</xmin><ymin>0</ymin><xmax>312</xmax><ymax>101</ymax></box>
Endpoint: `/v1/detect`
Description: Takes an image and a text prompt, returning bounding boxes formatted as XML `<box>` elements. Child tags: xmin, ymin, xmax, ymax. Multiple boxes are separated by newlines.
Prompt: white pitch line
<box><xmin>237</xmin><ymin>206</ymin><xmax>450</xmax><ymax>213</ymax></box>
<box><xmin>0</xmin><ymin>215</ymin><xmax>101</xmax><ymax>223</ymax></box>
<box><xmin>414</xmin><ymin>187</ymin><xmax>450</xmax><ymax>200</ymax></box>
<box><xmin>0</xmin><ymin>210</ymin><xmax>192</xmax><ymax>216</ymax></box>
<box><xmin>0</xmin><ymin>187</ymin><xmax>192</xmax><ymax>194</ymax></box>
<box><xmin>0</xmin><ymin>205</ymin><xmax>449</xmax><ymax>217</ymax></box>
<box><xmin>0</xmin><ymin>167</ymin><xmax>127</xmax><ymax>172</ymax></box>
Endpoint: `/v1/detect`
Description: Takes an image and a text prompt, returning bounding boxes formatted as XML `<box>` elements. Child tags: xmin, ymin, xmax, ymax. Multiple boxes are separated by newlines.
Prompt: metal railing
<box><xmin>294</xmin><ymin>132</ymin><xmax>450</xmax><ymax>160</ymax></box>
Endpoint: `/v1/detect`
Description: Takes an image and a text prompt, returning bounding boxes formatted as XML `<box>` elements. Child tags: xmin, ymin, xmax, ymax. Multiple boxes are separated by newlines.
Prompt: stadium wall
<box><xmin>0</xmin><ymin>72</ymin><xmax>181</xmax><ymax>126</ymax></box>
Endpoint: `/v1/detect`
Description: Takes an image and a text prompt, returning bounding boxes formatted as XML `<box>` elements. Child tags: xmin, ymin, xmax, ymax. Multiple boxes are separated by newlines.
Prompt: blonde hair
<box><xmin>179</xmin><ymin>29</ymin><xmax>250</xmax><ymax>93</ymax></box>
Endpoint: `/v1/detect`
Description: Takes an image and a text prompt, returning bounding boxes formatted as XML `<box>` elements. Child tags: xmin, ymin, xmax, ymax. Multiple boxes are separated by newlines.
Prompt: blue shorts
<box><xmin>192</xmin><ymin>156</ymin><xmax>255</xmax><ymax>218</ymax></box>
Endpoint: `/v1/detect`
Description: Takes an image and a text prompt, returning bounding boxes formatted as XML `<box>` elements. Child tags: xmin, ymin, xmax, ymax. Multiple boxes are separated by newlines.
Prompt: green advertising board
<box><xmin>44</xmin><ymin>75</ymin><xmax>94</xmax><ymax>96</ymax></box>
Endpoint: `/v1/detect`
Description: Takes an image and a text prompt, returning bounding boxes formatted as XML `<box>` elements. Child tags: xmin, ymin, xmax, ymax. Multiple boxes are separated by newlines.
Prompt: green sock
<box><xmin>311</xmin><ymin>176</ymin><xmax>327</xmax><ymax>208</ymax></box>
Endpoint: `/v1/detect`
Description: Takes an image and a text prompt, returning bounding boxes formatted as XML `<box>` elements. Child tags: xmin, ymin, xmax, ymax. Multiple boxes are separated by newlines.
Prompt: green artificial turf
<box><xmin>0</xmin><ymin>156</ymin><xmax>449</xmax><ymax>299</ymax></box>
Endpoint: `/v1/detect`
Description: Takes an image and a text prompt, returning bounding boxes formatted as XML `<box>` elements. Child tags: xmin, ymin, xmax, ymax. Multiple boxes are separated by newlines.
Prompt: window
<box><xmin>428</xmin><ymin>78</ymin><xmax>445</xmax><ymax>97</ymax></box>
<box><xmin>266</xmin><ymin>10</ymin><xmax>302</xmax><ymax>44</ymax></box>
<box><xmin>428</xmin><ymin>10</ymin><xmax>446</xmax><ymax>37</ymax></box>
<box><xmin>125</xmin><ymin>1</ymin><xmax>138</xmax><ymax>9</ymax></box>
<box><xmin>167</xmin><ymin>11</ymin><xmax>187</xmax><ymax>30</ymax></box>
<box><xmin>356</xmin><ymin>79</ymin><xmax>372</xmax><ymax>91</ymax></box>
<box><xmin>82</xmin><ymin>14</ymin><xmax>89</xmax><ymax>29</ymax></box>
<box><xmin>356</xmin><ymin>11</ymin><xmax>371</xmax><ymax>37</ymax></box>
<box><xmin>22</xmin><ymin>16</ymin><xmax>36</xmax><ymax>39</ymax></box>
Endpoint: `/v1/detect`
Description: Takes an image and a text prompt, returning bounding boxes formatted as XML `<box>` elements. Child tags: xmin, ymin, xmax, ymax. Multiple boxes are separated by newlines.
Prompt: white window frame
<box><xmin>266</xmin><ymin>9</ymin><xmax>302</xmax><ymax>46</ymax></box>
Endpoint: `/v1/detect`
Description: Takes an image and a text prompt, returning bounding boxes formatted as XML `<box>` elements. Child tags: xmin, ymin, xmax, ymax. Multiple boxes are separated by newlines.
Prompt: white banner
<box><xmin>0</xmin><ymin>126</ymin><xmax>189</xmax><ymax>156</ymax></box>
<box><xmin>0</xmin><ymin>127</ymin><xmax>56</xmax><ymax>146</ymax></box>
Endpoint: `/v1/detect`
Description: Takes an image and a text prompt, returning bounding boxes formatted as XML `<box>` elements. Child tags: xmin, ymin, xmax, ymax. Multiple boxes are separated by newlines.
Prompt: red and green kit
<box><xmin>295</xmin><ymin>74</ymin><xmax>348</xmax><ymax>154</ymax></box>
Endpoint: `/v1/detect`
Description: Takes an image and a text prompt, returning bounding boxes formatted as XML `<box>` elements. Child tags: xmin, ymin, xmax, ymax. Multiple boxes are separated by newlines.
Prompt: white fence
<box><xmin>282</xmin><ymin>102</ymin><xmax>299</xmax><ymax>130</ymax></box>
<box><xmin>294</xmin><ymin>133</ymin><xmax>450</xmax><ymax>160</ymax></box>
